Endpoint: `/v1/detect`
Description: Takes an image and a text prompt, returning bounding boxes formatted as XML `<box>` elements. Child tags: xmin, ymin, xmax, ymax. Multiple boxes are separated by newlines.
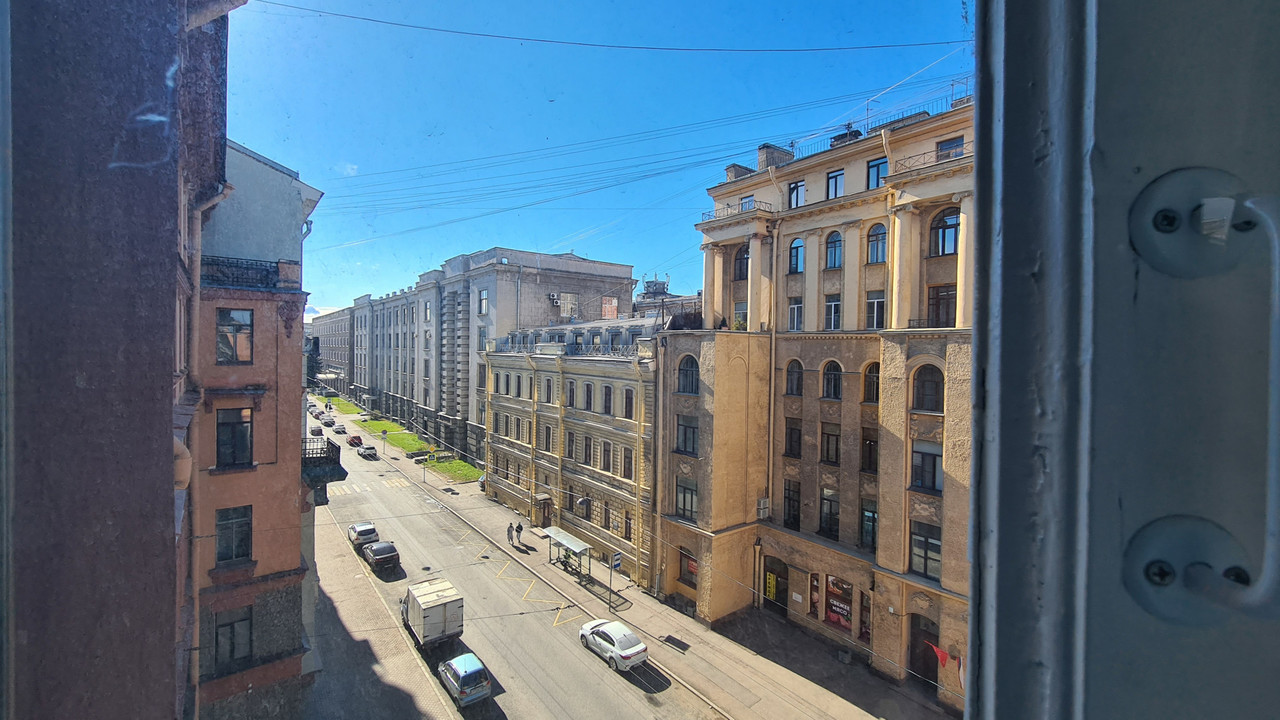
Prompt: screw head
<box><xmin>1152</xmin><ymin>209</ymin><xmax>1182</xmax><ymax>233</ymax></box>
<box><xmin>1223</xmin><ymin>566</ymin><xmax>1251</xmax><ymax>586</ymax></box>
<box><xmin>1145</xmin><ymin>559</ymin><xmax>1176</xmax><ymax>586</ymax></box>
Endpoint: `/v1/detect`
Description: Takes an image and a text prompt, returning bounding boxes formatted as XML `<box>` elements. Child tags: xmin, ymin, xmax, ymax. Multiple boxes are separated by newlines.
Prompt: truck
<box><xmin>400</xmin><ymin>577</ymin><xmax>464</xmax><ymax>650</ymax></box>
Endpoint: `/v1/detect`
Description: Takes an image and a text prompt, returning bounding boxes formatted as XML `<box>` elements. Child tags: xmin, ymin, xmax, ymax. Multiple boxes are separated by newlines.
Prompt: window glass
<box><xmin>216</xmin><ymin>308</ymin><xmax>253</xmax><ymax>365</ymax></box>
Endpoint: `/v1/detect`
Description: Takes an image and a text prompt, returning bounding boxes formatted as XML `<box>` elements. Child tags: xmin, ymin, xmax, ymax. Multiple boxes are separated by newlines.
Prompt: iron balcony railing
<box><xmin>908</xmin><ymin>318</ymin><xmax>958</xmax><ymax>329</ymax></box>
<box><xmin>564</xmin><ymin>344</ymin><xmax>639</xmax><ymax>358</ymax></box>
<box><xmin>701</xmin><ymin>198</ymin><xmax>774</xmax><ymax>222</ymax></box>
<box><xmin>202</xmin><ymin>255</ymin><xmax>279</xmax><ymax>290</ymax></box>
<box><xmin>893</xmin><ymin>140</ymin><xmax>975</xmax><ymax>173</ymax></box>
<box><xmin>302</xmin><ymin>437</ymin><xmax>343</xmax><ymax>466</ymax></box>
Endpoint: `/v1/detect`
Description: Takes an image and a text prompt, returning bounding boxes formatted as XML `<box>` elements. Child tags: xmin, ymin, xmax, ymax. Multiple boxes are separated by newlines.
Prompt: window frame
<box><xmin>929</xmin><ymin>206</ymin><xmax>961</xmax><ymax>256</ymax></box>
<box><xmin>677</xmin><ymin>355</ymin><xmax>700</xmax><ymax>395</ymax></box>
<box><xmin>787</xmin><ymin>179</ymin><xmax>805</xmax><ymax>208</ymax></box>
<box><xmin>826</xmin><ymin>169</ymin><xmax>845</xmax><ymax>200</ymax></box>
<box><xmin>215</xmin><ymin>505</ymin><xmax>252</xmax><ymax>564</ymax></box>
<box><xmin>788</xmin><ymin>297</ymin><xmax>803</xmax><ymax>331</ymax></box>
<box><xmin>867</xmin><ymin>157</ymin><xmax>889</xmax><ymax>189</ymax></box>
<box><xmin>818</xmin><ymin>487</ymin><xmax>840</xmax><ymax>540</ymax></box>
<box><xmin>584</xmin><ymin>382</ymin><xmax>594</xmax><ymax>412</ymax></box>
<box><xmin>821</xmin><ymin>361</ymin><xmax>843</xmax><ymax>400</ymax></box>
<box><xmin>820</xmin><ymin>422</ymin><xmax>841</xmax><ymax>465</ymax></box>
<box><xmin>860</xmin><ymin>499</ymin><xmax>878</xmax><ymax>551</ymax></box>
<box><xmin>675</xmin><ymin>477</ymin><xmax>698</xmax><ymax>522</ymax></box>
<box><xmin>912</xmin><ymin>365</ymin><xmax>945</xmax><ymax>413</ymax></box>
<box><xmin>910</xmin><ymin>521</ymin><xmax>943</xmax><ymax>581</ymax></box>
<box><xmin>215</xmin><ymin>407</ymin><xmax>253</xmax><ymax>468</ymax></box>
<box><xmin>863</xmin><ymin>363</ymin><xmax>880</xmax><ymax>403</ymax></box>
<box><xmin>214</xmin><ymin>606</ymin><xmax>253</xmax><ymax>675</ymax></box>
<box><xmin>861</xmin><ymin>427</ymin><xmax>879</xmax><ymax>474</ymax></box>
<box><xmin>911</xmin><ymin>441</ymin><xmax>944</xmax><ymax>493</ymax></box>
<box><xmin>783</xmin><ymin>480</ymin><xmax>801</xmax><ymax>530</ymax></box>
<box><xmin>478</xmin><ymin>288</ymin><xmax>489</xmax><ymax>315</ymax></box>
<box><xmin>623</xmin><ymin>388</ymin><xmax>634</xmax><ymax>419</ymax></box>
<box><xmin>675</xmin><ymin>414</ymin><xmax>699</xmax><ymax>456</ymax></box>
<box><xmin>602</xmin><ymin>385</ymin><xmax>613</xmax><ymax>415</ymax></box>
<box><xmin>622</xmin><ymin>447</ymin><xmax>633</xmax><ymax>480</ymax></box>
<box><xmin>215</xmin><ymin>308</ymin><xmax>254</xmax><ymax>365</ymax></box>
<box><xmin>825</xmin><ymin>231</ymin><xmax>843</xmax><ymax>269</ymax></box>
<box><xmin>678</xmin><ymin>546</ymin><xmax>698</xmax><ymax>588</ymax></box>
<box><xmin>927</xmin><ymin>284</ymin><xmax>958</xmax><ymax>328</ymax></box>
<box><xmin>824</xmin><ymin>294</ymin><xmax>841</xmax><ymax>330</ymax></box>
<box><xmin>865</xmin><ymin>290</ymin><xmax>885</xmax><ymax>330</ymax></box>
<box><xmin>866</xmin><ymin>223</ymin><xmax>887</xmax><ymax>264</ymax></box>
<box><xmin>784</xmin><ymin>417</ymin><xmax>802</xmax><ymax>458</ymax></box>
<box><xmin>785</xmin><ymin>360</ymin><xmax>804</xmax><ymax>396</ymax></box>
<box><xmin>788</xmin><ymin>238</ymin><xmax>805</xmax><ymax>273</ymax></box>
<box><xmin>733</xmin><ymin>244</ymin><xmax>749</xmax><ymax>281</ymax></box>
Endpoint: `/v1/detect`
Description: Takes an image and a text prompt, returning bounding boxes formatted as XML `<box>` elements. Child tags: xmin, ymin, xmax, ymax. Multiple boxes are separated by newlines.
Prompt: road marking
<box><xmin>552</xmin><ymin>605</ymin><xmax>585</xmax><ymax>627</ymax></box>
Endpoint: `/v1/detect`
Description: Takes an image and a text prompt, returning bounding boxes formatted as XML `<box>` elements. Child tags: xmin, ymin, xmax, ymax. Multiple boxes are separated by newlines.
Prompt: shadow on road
<box><xmin>623</xmin><ymin>661</ymin><xmax>673</xmax><ymax>695</ymax></box>
<box><xmin>419</xmin><ymin>639</ymin><xmax>510</xmax><ymax>719</ymax></box>
<box><xmin>304</xmin><ymin>587</ymin><xmax>421</xmax><ymax>720</ymax></box>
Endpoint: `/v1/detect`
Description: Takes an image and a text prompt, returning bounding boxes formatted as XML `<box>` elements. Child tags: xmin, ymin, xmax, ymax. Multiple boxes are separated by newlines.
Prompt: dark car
<box><xmin>347</xmin><ymin>434</ymin><xmax>363</xmax><ymax>447</ymax></box>
<box><xmin>361</xmin><ymin>541</ymin><xmax>400</xmax><ymax>573</ymax></box>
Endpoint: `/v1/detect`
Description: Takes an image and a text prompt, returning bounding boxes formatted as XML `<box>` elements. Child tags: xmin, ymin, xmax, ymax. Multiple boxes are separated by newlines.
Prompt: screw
<box><xmin>1152</xmin><ymin>209</ymin><xmax>1181</xmax><ymax>234</ymax></box>
<box><xmin>1223</xmin><ymin>566</ymin><xmax>1251</xmax><ymax>586</ymax></box>
<box><xmin>1232</xmin><ymin>219</ymin><xmax>1257</xmax><ymax>232</ymax></box>
<box><xmin>1145</xmin><ymin>559</ymin><xmax>1176</xmax><ymax>586</ymax></box>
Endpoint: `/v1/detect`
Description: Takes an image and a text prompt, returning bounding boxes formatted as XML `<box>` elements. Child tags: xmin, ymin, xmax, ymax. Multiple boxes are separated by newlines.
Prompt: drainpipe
<box><xmin>524</xmin><ymin>350</ymin><xmax>538</xmax><ymax>522</ymax></box>
<box><xmin>630</xmin><ymin>348</ymin><xmax>648</xmax><ymax>586</ymax></box>
<box><xmin>764</xmin><ymin>218</ymin><xmax>781</xmax><ymax>516</ymax></box>
<box><xmin>188</xmin><ymin>182</ymin><xmax>233</xmax><ymax>388</ymax></box>
<box><xmin>653</xmin><ymin>334</ymin><xmax>667</xmax><ymax>596</ymax></box>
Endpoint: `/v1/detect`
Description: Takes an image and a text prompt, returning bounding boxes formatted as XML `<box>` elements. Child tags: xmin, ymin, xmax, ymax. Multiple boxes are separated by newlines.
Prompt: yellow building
<box><xmin>657</xmin><ymin>98</ymin><xmax>973</xmax><ymax>711</ymax></box>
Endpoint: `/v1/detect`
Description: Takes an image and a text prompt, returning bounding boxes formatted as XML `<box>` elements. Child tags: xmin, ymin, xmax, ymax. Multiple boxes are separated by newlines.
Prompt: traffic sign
<box><xmin>612</xmin><ymin>552</ymin><xmax>622</xmax><ymax>569</ymax></box>
<box><xmin>381</xmin><ymin>430</ymin><xmax>388</xmax><ymax>437</ymax></box>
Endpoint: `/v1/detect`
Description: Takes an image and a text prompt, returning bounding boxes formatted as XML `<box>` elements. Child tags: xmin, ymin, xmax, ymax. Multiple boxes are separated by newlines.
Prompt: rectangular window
<box><xmin>867</xmin><ymin>157</ymin><xmax>889</xmax><ymax>189</ymax></box>
<box><xmin>824</xmin><ymin>294</ymin><xmax>841</xmax><ymax>330</ymax></box>
<box><xmin>478</xmin><ymin>289</ymin><xmax>489</xmax><ymax>315</ymax></box>
<box><xmin>603</xmin><ymin>386</ymin><xmax>613</xmax><ymax>415</ymax></box>
<box><xmin>788</xmin><ymin>297</ymin><xmax>803</xmax><ymax>332</ymax></box>
<box><xmin>740</xmin><ymin>195</ymin><xmax>755</xmax><ymax>212</ymax></box>
<box><xmin>928</xmin><ymin>284</ymin><xmax>957</xmax><ymax>328</ymax></box>
<box><xmin>861</xmin><ymin>427</ymin><xmax>879</xmax><ymax>474</ymax></box>
<box><xmin>788</xmin><ymin>180</ymin><xmax>806</xmax><ymax>208</ymax></box>
<box><xmin>582</xmin><ymin>436</ymin><xmax>593</xmax><ymax>466</ymax></box>
<box><xmin>675</xmin><ymin>477</ymin><xmax>698</xmax><ymax>521</ymax></box>
<box><xmin>734</xmin><ymin>301</ymin><xmax>748</xmax><ymax>327</ymax></box>
<box><xmin>678</xmin><ymin>547</ymin><xmax>698</xmax><ymax>588</ymax></box>
<box><xmin>624</xmin><ymin>388</ymin><xmax>635</xmax><ymax>419</ymax></box>
<box><xmin>624</xmin><ymin>511</ymin><xmax>633</xmax><ymax>541</ymax></box>
<box><xmin>826</xmin><ymin>169</ymin><xmax>845</xmax><ymax>199</ymax></box>
<box><xmin>515</xmin><ymin>374</ymin><xmax>522</xmax><ymax>398</ymax></box>
<box><xmin>937</xmin><ymin>135</ymin><xmax>965</xmax><ymax>161</ymax></box>
<box><xmin>601</xmin><ymin>441</ymin><xmax>613</xmax><ymax>473</ymax></box>
<box><xmin>585</xmin><ymin>383</ymin><xmax>594</xmax><ymax>411</ymax></box>
<box><xmin>565</xmin><ymin>431</ymin><xmax>575</xmax><ymax>459</ymax></box>
<box><xmin>544</xmin><ymin>378</ymin><xmax>552</xmax><ymax>403</ymax></box>
<box><xmin>215</xmin><ymin>506</ymin><xmax>252</xmax><ymax>563</ymax></box>
<box><xmin>559</xmin><ymin>292</ymin><xmax>579</xmax><ymax>318</ymax></box>
<box><xmin>865</xmin><ymin>290</ymin><xmax>885</xmax><ymax>330</ymax></box>
<box><xmin>543</xmin><ymin>425</ymin><xmax>552</xmax><ymax>451</ymax></box>
<box><xmin>860</xmin><ymin>499</ymin><xmax>879</xmax><ymax>550</ymax></box>
<box><xmin>912</xmin><ymin>440</ymin><xmax>943</xmax><ymax>492</ymax></box>
<box><xmin>821</xmin><ymin>423</ymin><xmax>840</xmax><ymax>465</ymax></box>
<box><xmin>216</xmin><ymin>308</ymin><xmax>253</xmax><ymax>365</ymax></box>
<box><xmin>824</xmin><ymin>575</ymin><xmax>854</xmax><ymax>632</ymax></box>
<box><xmin>601</xmin><ymin>295</ymin><xmax>618</xmax><ymax>320</ymax></box>
<box><xmin>818</xmin><ymin>487</ymin><xmax>840</xmax><ymax>540</ymax></box>
<box><xmin>214</xmin><ymin>606</ymin><xmax>252</xmax><ymax>675</ymax></box>
<box><xmin>424</xmin><ymin>300</ymin><xmax>431</xmax><ymax>321</ymax></box>
<box><xmin>784</xmin><ymin>417</ymin><xmax>802</xmax><ymax>458</ymax></box>
<box><xmin>784</xmin><ymin>480</ymin><xmax>801</xmax><ymax>530</ymax></box>
<box><xmin>622</xmin><ymin>447</ymin><xmax>634</xmax><ymax>480</ymax></box>
<box><xmin>910</xmin><ymin>521</ymin><xmax>943</xmax><ymax>580</ymax></box>
<box><xmin>566</xmin><ymin>380</ymin><xmax>575</xmax><ymax>407</ymax></box>
<box><xmin>858</xmin><ymin>592</ymin><xmax>872</xmax><ymax>643</ymax></box>
<box><xmin>675</xmin><ymin>415</ymin><xmax>699</xmax><ymax>456</ymax></box>
<box><xmin>215</xmin><ymin>408</ymin><xmax>253</xmax><ymax>468</ymax></box>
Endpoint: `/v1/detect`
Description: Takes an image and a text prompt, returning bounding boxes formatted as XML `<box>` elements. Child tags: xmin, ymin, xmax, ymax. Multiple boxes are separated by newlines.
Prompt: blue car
<box><xmin>437</xmin><ymin>652</ymin><xmax>492</xmax><ymax>708</ymax></box>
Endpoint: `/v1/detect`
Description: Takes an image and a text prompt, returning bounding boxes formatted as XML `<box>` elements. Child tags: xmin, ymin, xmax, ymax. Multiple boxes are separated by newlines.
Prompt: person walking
<box><xmin>507</xmin><ymin>523</ymin><xmax>514</xmax><ymax>545</ymax></box>
<box><xmin>515</xmin><ymin>522</ymin><xmax>523</xmax><ymax>545</ymax></box>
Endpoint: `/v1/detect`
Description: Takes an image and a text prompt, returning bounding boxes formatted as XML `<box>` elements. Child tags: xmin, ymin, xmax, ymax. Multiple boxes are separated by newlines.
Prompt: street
<box><xmin>306</xmin><ymin>421</ymin><xmax>719</xmax><ymax>719</ymax></box>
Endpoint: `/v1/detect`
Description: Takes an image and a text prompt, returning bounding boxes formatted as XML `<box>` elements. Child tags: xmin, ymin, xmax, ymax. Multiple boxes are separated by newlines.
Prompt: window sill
<box><xmin>865</xmin><ymin>261</ymin><xmax>886</xmax><ymax>266</ymax></box>
<box><xmin>672</xmin><ymin>449</ymin><xmax>699</xmax><ymax>458</ymax></box>
<box><xmin>677</xmin><ymin>578</ymin><xmax>698</xmax><ymax>591</ymax></box>
<box><xmin>910</xmin><ymin>409</ymin><xmax>945</xmax><ymax>417</ymax></box>
<box><xmin>209</xmin><ymin>558</ymin><xmax>258</xmax><ymax>584</ymax></box>
<box><xmin>816</xmin><ymin>532</ymin><xmax>840</xmax><ymax>542</ymax></box>
<box><xmin>908</xmin><ymin>485</ymin><xmax>943</xmax><ymax>498</ymax></box>
<box><xmin>215</xmin><ymin>361</ymin><xmax>254</xmax><ymax>367</ymax></box>
<box><xmin>860</xmin><ymin>469</ymin><xmax>878</xmax><ymax>476</ymax></box>
<box><xmin>820</xmin><ymin>460</ymin><xmax>840</xmax><ymax>468</ymax></box>
<box><xmin>861</xmin><ymin>401</ymin><xmax>880</xmax><ymax>406</ymax></box>
<box><xmin>823</xmin><ymin>265</ymin><xmax>843</xmax><ymax>272</ymax></box>
<box><xmin>782</xmin><ymin>453</ymin><xmax>801</xmax><ymax>460</ymax></box>
<box><xmin>208</xmin><ymin>463</ymin><xmax>258</xmax><ymax>476</ymax></box>
<box><xmin>819</xmin><ymin>396</ymin><xmax>843</xmax><ymax>402</ymax></box>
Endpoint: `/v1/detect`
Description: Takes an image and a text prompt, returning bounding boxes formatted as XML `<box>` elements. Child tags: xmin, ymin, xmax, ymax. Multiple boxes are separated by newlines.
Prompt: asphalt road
<box><xmin>315</xmin><ymin>434</ymin><xmax>718</xmax><ymax>720</ymax></box>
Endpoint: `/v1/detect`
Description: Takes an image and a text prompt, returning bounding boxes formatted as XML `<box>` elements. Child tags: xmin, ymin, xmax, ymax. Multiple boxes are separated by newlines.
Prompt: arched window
<box><xmin>678</xmin><ymin>355</ymin><xmax>700</xmax><ymax>394</ymax></box>
<box><xmin>826</xmin><ymin>232</ymin><xmax>843</xmax><ymax>269</ymax></box>
<box><xmin>867</xmin><ymin>224</ymin><xmax>887</xmax><ymax>264</ymax></box>
<box><xmin>822</xmin><ymin>361</ymin><xmax>843</xmax><ymax>400</ymax></box>
<box><xmin>913</xmin><ymin>365</ymin><xmax>944</xmax><ymax>412</ymax></box>
<box><xmin>585</xmin><ymin>383</ymin><xmax>594</xmax><ymax>411</ymax></box>
<box><xmin>734</xmin><ymin>245</ymin><xmax>750</xmax><ymax>281</ymax></box>
<box><xmin>624</xmin><ymin>388</ymin><xmax>635</xmax><ymax>419</ymax></box>
<box><xmin>930</xmin><ymin>207</ymin><xmax>961</xmax><ymax>256</ymax></box>
<box><xmin>566</xmin><ymin>380</ymin><xmax>576</xmax><ymax>407</ymax></box>
<box><xmin>544</xmin><ymin>378</ymin><xmax>552</xmax><ymax>403</ymax></box>
<box><xmin>786</xmin><ymin>360</ymin><xmax>804</xmax><ymax>396</ymax></box>
<box><xmin>864</xmin><ymin>363</ymin><xmax>880</xmax><ymax>403</ymax></box>
<box><xmin>789</xmin><ymin>238</ymin><xmax>805</xmax><ymax>273</ymax></box>
<box><xmin>603</xmin><ymin>385</ymin><xmax>613</xmax><ymax>415</ymax></box>
<box><xmin>515</xmin><ymin>374</ymin><xmax>522</xmax><ymax>398</ymax></box>
<box><xmin>504</xmin><ymin>373</ymin><xmax>511</xmax><ymax>395</ymax></box>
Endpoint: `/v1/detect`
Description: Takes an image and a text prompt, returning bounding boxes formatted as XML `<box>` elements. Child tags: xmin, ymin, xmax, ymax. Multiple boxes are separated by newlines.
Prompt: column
<box><xmin>803</xmin><ymin>231</ymin><xmax>822</xmax><ymax>332</ymax></box>
<box><xmin>746</xmin><ymin>233</ymin><xmax>763</xmax><ymax>331</ymax></box>
<box><xmin>840</xmin><ymin>222</ymin><xmax>862</xmax><ymax>330</ymax></box>
<box><xmin>890</xmin><ymin>206</ymin><xmax>920</xmax><ymax>329</ymax></box>
<box><xmin>955</xmin><ymin>192</ymin><xmax>976</xmax><ymax>328</ymax></box>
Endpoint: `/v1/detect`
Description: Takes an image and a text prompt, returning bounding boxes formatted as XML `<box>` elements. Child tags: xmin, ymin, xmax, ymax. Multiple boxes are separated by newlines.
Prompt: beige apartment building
<box><xmin>657</xmin><ymin>98</ymin><xmax>973</xmax><ymax>710</ymax></box>
<box><xmin>482</xmin><ymin>317</ymin><xmax>661</xmax><ymax>584</ymax></box>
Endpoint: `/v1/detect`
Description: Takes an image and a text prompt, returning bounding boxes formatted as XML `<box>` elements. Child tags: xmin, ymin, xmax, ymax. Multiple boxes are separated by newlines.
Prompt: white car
<box><xmin>579</xmin><ymin>619</ymin><xmax>648</xmax><ymax>672</ymax></box>
<box><xmin>332</xmin><ymin>423</ymin><xmax>347</xmax><ymax>434</ymax></box>
<box><xmin>347</xmin><ymin>522</ymin><xmax>379</xmax><ymax>547</ymax></box>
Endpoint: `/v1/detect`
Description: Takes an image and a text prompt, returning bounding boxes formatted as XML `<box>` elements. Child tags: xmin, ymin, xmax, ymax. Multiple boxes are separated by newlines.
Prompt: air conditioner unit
<box><xmin>548</xmin><ymin>293</ymin><xmax>558</xmax><ymax>300</ymax></box>
<box><xmin>552</xmin><ymin>300</ymin><xmax>561</xmax><ymax>306</ymax></box>
<box><xmin>756</xmin><ymin>497</ymin><xmax>770</xmax><ymax>520</ymax></box>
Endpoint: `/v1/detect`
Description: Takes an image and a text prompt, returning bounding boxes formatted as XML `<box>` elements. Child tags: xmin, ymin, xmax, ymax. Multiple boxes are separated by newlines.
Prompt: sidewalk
<box><xmin>317</xmin><ymin>399</ymin><xmax>949</xmax><ymax>720</ymax></box>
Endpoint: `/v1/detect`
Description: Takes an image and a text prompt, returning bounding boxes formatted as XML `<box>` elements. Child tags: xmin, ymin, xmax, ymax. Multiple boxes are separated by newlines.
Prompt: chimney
<box><xmin>725</xmin><ymin>163</ymin><xmax>753</xmax><ymax>181</ymax></box>
<box><xmin>757</xmin><ymin>143</ymin><xmax>795</xmax><ymax>170</ymax></box>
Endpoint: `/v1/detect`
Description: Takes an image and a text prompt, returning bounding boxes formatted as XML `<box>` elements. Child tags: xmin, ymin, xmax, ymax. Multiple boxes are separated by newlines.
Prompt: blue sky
<box><xmin>227</xmin><ymin>0</ymin><xmax>973</xmax><ymax>318</ymax></box>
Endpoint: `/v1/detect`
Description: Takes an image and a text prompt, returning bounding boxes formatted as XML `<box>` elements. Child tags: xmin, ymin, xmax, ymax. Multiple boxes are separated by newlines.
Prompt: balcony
<box><xmin>564</xmin><ymin>344</ymin><xmax>639</xmax><ymax>358</ymax></box>
<box><xmin>301</xmin><ymin>437</ymin><xmax>347</xmax><ymax>503</ymax></box>
<box><xmin>202</xmin><ymin>255</ymin><xmax>285</xmax><ymax>290</ymax></box>
<box><xmin>700</xmin><ymin>198</ymin><xmax>774</xmax><ymax>222</ymax></box>
<box><xmin>893</xmin><ymin>140</ymin><xmax>975</xmax><ymax>173</ymax></box>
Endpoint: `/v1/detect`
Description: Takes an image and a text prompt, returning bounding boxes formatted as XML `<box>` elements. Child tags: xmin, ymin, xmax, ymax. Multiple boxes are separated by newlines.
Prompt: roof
<box><xmin>544</xmin><ymin>526</ymin><xmax>592</xmax><ymax>555</ymax></box>
<box><xmin>408</xmin><ymin>576</ymin><xmax>460</xmax><ymax>604</ymax></box>
<box><xmin>446</xmin><ymin>653</ymin><xmax>486</xmax><ymax>675</ymax></box>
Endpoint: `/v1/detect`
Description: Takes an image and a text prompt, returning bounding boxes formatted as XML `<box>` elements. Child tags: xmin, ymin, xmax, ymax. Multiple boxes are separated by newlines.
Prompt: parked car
<box><xmin>347</xmin><ymin>434</ymin><xmax>363</xmax><ymax>447</ymax></box>
<box><xmin>361</xmin><ymin>541</ymin><xmax>400</xmax><ymax>573</ymax></box>
<box><xmin>579</xmin><ymin>619</ymin><xmax>649</xmax><ymax>672</ymax></box>
<box><xmin>347</xmin><ymin>522</ymin><xmax>379</xmax><ymax>547</ymax></box>
<box><xmin>437</xmin><ymin>653</ymin><xmax>492</xmax><ymax>708</ymax></box>
<box><xmin>309</xmin><ymin>425</ymin><xmax>323</xmax><ymax>436</ymax></box>
<box><xmin>321</xmin><ymin>416</ymin><xmax>336</xmax><ymax>427</ymax></box>
<box><xmin>309</xmin><ymin>409</ymin><xmax>323</xmax><ymax>419</ymax></box>
<box><xmin>357</xmin><ymin>445</ymin><xmax>378</xmax><ymax>460</ymax></box>
<box><xmin>332</xmin><ymin>423</ymin><xmax>346</xmax><ymax>434</ymax></box>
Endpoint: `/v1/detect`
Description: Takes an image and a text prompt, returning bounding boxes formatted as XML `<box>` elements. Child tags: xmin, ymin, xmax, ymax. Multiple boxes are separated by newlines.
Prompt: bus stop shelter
<box><xmin>544</xmin><ymin>526</ymin><xmax>592</xmax><ymax>579</ymax></box>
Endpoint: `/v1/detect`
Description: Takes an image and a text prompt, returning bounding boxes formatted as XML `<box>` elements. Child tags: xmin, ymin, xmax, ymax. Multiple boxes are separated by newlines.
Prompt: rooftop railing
<box><xmin>701</xmin><ymin>198</ymin><xmax>774</xmax><ymax>222</ymax></box>
<box><xmin>893</xmin><ymin>140</ymin><xmax>975</xmax><ymax>173</ymax></box>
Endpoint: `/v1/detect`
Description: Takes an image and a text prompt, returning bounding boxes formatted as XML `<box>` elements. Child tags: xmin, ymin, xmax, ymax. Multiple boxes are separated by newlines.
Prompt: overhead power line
<box><xmin>255</xmin><ymin>1</ymin><xmax>972</xmax><ymax>55</ymax></box>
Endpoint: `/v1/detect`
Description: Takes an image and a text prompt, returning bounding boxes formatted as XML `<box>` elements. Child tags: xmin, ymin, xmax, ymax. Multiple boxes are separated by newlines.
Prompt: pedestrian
<box><xmin>515</xmin><ymin>522</ymin><xmax>523</xmax><ymax>545</ymax></box>
<box><xmin>507</xmin><ymin>523</ymin><xmax>514</xmax><ymax>545</ymax></box>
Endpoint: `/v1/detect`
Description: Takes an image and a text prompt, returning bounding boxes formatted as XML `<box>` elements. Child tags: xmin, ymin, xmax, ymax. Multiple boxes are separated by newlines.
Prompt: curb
<box><xmin>379</xmin><ymin>450</ymin><xmax>735</xmax><ymax>720</ymax></box>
